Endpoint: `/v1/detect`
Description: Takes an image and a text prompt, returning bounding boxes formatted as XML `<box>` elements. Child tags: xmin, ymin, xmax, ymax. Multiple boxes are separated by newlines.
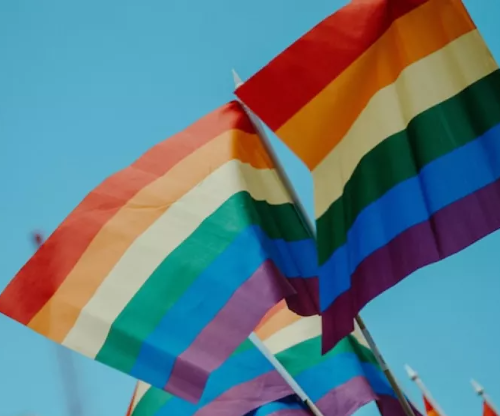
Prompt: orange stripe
<box><xmin>0</xmin><ymin>101</ymin><xmax>254</xmax><ymax>326</ymax></box>
<box><xmin>28</xmin><ymin>128</ymin><xmax>272</xmax><ymax>342</ymax></box>
<box><xmin>276</xmin><ymin>0</ymin><xmax>475</xmax><ymax>169</ymax></box>
<box><xmin>254</xmin><ymin>300</ymin><xmax>287</xmax><ymax>331</ymax></box>
<box><xmin>254</xmin><ymin>304</ymin><xmax>301</xmax><ymax>341</ymax></box>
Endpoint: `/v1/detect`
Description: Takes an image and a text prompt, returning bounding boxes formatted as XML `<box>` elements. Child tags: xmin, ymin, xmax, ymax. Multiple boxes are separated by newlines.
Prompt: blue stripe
<box><xmin>292</xmin><ymin>352</ymin><xmax>387</xmax><ymax>401</ymax></box>
<box><xmin>132</xmin><ymin>225</ymin><xmax>317</xmax><ymax>389</ymax></box>
<box><xmin>246</xmin><ymin>397</ymin><xmax>306</xmax><ymax>416</ymax></box>
<box><xmin>319</xmin><ymin>122</ymin><xmax>500</xmax><ymax>309</ymax></box>
<box><xmin>157</xmin><ymin>348</ymin><xmax>274</xmax><ymax>416</ymax></box>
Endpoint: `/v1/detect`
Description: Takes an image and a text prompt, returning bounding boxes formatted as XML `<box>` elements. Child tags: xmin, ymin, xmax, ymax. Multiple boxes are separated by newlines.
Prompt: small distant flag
<box><xmin>423</xmin><ymin>396</ymin><xmax>440</xmax><ymax>416</ymax></box>
<box><xmin>0</xmin><ymin>101</ymin><xmax>318</xmax><ymax>403</ymax></box>
<box><xmin>236</xmin><ymin>0</ymin><xmax>500</xmax><ymax>352</ymax></box>
<box><xmin>125</xmin><ymin>384</ymin><xmax>139</xmax><ymax>416</ymax></box>
<box><xmin>406</xmin><ymin>365</ymin><xmax>445</xmax><ymax>416</ymax></box>
<box><xmin>484</xmin><ymin>403</ymin><xmax>498</xmax><ymax>416</ymax></box>
<box><xmin>472</xmin><ymin>379</ymin><xmax>499</xmax><ymax>416</ymax></box>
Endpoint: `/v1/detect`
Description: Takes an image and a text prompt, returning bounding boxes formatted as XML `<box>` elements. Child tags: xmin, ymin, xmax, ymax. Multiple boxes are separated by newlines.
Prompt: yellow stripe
<box><xmin>313</xmin><ymin>29</ymin><xmax>497</xmax><ymax>218</ymax></box>
<box><xmin>276</xmin><ymin>0</ymin><xmax>475</xmax><ymax>170</ymax></box>
<box><xmin>27</xmin><ymin>129</ymin><xmax>273</xmax><ymax>343</ymax></box>
<box><xmin>62</xmin><ymin>160</ymin><xmax>291</xmax><ymax>358</ymax></box>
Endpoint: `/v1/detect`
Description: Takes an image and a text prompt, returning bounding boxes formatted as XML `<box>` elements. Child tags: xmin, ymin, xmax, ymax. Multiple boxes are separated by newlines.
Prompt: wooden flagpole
<box><xmin>405</xmin><ymin>365</ymin><xmax>446</xmax><ymax>416</ymax></box>
<box><xmin>472</xmin><ymin>379</ymin><xmax>499</xmax><ymax>415</ymax></box>
<box><xmin>233</xmin><ymin>69</ymin><xmax>416</xmax><ymax>416</ymax></box>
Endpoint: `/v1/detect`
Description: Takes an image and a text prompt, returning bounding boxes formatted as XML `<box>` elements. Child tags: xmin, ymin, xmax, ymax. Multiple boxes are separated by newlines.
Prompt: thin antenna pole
<box><xmin>405</xmin><ymin>365</ymin><xmax>447</xmax><ymax>416</ymax></box>
<box><xmin>233</xmin><ymin>69</ymin><xmax>415</xmax><ymax>416</ymax></box>
<box><xmin>31</xmin><ymin>232</ymin><xmax>84</xmax><ymax>416</ymax></box>
<box><xmin>472</xmin><ymin>379</ymin><xmax>499</xmax><ymax>415</ymax></box>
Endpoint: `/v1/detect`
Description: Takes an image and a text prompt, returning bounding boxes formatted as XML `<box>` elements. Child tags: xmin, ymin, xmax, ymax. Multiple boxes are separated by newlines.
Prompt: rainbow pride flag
<box><xmin>236</xmin><ymin>0</ymin><xmax>500</xmax><ymax>351</ymax></box>
<box><xmin>127</xmin><ymin>301</ymin><xmax>416</xmax><ymax>416</ymax></box>
<box><xmin>0</xmin><ymin>101</ymin><xmax>318</xmax><ymax>402</ymax></box>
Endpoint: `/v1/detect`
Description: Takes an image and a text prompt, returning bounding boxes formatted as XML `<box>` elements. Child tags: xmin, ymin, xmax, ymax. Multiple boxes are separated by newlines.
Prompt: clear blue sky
<box><xmin>1</xmin><ymin>1</ymin><xmax>499</xmax><ymax>415</ymax></box>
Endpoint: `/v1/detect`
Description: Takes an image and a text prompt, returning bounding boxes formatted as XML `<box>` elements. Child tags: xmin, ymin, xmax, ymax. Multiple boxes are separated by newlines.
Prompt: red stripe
<box><xmin>236</xmin><ymin>0</ymin><xmax>429</xmax><ymax>131</ymax></box>
<box><xmin>0</xmin><ymin>101</ymin><xmax>254</xmax><ymax>325</ymax></box>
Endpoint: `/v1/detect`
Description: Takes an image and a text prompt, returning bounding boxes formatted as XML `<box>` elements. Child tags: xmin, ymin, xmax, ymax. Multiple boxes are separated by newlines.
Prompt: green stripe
<box><xmin>132</xmin><ymin>338</ymin><xmax>257</xmax><ymax>416</ymax></box>
<box><xmin>317</xmin><ymin>70</ymin><xmax>500</xmax><ymax>263</ymax></box>
<box><xmin>96</xmin><ymin>191</ymin><xmax>308</xmax><ymax>372</ymax></box>
<box><xmin>132</xmin><ymin>387</ymin><xmax>172</xmax><ymax>416</ymax></box>
<box><xmin>276</xmin><ymin>335</ymin><xmax>379</xmax><ymax>376</ymax></box>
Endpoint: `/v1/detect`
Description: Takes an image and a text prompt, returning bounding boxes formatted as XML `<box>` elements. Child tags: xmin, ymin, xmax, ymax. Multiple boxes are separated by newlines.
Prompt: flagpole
<box><xmin>472</xmin><ymin>379</ymin><xmax>499</xmax><ymax>415</ymax></box>
<box><xmin>233</xmin><ymin>69</ymin><xmax>416</xmax><ymax>416</ymax></box>
<box><xmin>249</xmin><ymin>334</ymin><xmax>324</xmax><ymax>416</ymax></box>
<box><xmin>405</xmin><ymin>365</ymin><xmax>447</xmax><ymax>416</ymax></box>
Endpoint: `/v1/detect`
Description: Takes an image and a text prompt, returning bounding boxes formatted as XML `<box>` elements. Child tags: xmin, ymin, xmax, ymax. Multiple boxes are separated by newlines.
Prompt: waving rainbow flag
<box><xmin>127</xmin><ymin>301</ymin><xmax>418</xmax><ymax>416</ymax></box>
<box><xmin>0</xmin><ymin>101</ymin><xmax>317</xmax><ymax>402</ymax></box>
<box><xmin>236</xmin><ymin>0</ymin><xmax>500</xmax><ymax>351</ymax></box>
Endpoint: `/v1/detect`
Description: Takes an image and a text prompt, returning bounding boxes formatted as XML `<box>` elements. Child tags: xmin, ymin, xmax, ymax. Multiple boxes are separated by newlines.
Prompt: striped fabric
<box><xmin>128</xmin><ymin>301</ymin><xmax>416</xmax><ymax>416</ymax></box>
<box><xmin>236</xmin><ymin>0</ymin><xmax>500</xmax><ymax>350</ymax></box>
<box><xmin>0</xmin><ymin>101</ymin><xmax>318</xmax><ymax>402</ymax></box>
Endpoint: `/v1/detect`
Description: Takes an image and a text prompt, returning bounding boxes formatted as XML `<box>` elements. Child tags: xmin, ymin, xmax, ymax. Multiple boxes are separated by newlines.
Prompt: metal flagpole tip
<box><xmin>405</xmin><ymin>364</ymin><xmax>418</xmax><ymax>381</ymax></box>
<box><xmin>232</xmin><ymin>68</ymin><xmax>244</xmax><ymax>88</ymax></box>
<box><xmin>32</xmin><ymin>231</ymin><xmax>44</xmax><ymax>248</ymax></box>
<box><xmin>471</xmin><ymin>379</ymin><xmax>484</xmax><ymax>395</ymax></box>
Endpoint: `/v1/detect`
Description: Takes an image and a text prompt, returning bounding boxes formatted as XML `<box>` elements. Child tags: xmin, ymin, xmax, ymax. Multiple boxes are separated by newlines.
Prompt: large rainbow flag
<box><xmin>236</xmin><ymin>0</ymin><xmax>500</xmax><ymax>351</ymax></box>
<box><xmin>127</xmin><ymin>301</ymin><xmax>418</xmax><ymax>416</ymax></box>
<box><xmin>0</xmin><ymin>101</ymin><xmax>318</xmax><ymax>402</ymax></box>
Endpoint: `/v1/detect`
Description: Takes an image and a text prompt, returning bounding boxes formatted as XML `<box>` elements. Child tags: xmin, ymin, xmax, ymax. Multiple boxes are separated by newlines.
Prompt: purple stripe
<box><xmin>322</xmin><ymin>177</ymin><xmax>500</xmax><ymax>351</ymax></box>
<box><xmin>285</xmin><ymin>276</ymin><xmax>320</xmax><ymax>316</ymax></box>
<box><xmin>376</xmin><ymin>395</ymin><xmax>423</xmax><ymax>416</ymax></box>
<box><xmin>194</xmin><ymin>371</ymin><xmax>294</xmax><ymax>416</ymax></box>
<box><xmin>315</xmin><ymin>376</ymin><xmax>377</xmax><ymax>416</ymax></box>
<box><xmin>165</xmin><ymin>260</ymin><xmax>296</xmax><ymax>402</ymax></box>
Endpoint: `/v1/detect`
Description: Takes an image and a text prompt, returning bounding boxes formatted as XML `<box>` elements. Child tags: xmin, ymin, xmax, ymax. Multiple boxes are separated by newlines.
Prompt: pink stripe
<box><xmin>194</xmin><ymin>372</ymin><xmax>294</xmax><ymax>416</ymax></box>
<box><xmin>164</xmin><ymin>260</ymin><xmax>296</xmax><ymax>402</ymax></box>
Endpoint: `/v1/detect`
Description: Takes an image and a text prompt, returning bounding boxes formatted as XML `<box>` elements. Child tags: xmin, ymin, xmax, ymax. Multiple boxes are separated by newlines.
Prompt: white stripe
<box><xmin>63</xmin><ymin>159</ymin><xmax>292</xmax><ymax>357</ymax></box>
<box><xmin>263</xmin><ymin>315</ymin><xmax>321</xmax><ymax>354</ymax></box>
<box><xmin>313</xmin><ymin>30</ymin><xmax>498</xmax><ymax>218</ymax></box>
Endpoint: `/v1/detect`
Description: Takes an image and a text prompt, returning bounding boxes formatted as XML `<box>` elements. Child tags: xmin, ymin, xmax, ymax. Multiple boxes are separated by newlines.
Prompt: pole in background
<box><xmin>233</xmin><ymin>69</ymin><xmax>416</xmax><ymax>416</ymax></box>
<box><xmin>31</xmin><ymin>232</ymin><xmax>84</xmax><ymax>416</ymax></box>
<box><xmin>472</xmin><ymin>379</ymin><xmax>499</xmax><ymax>416</ymax></box>
<box><xmin>405</xmin><ymin>365</ymin><xmax>446</xmax><ymax>416</ymax></box>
